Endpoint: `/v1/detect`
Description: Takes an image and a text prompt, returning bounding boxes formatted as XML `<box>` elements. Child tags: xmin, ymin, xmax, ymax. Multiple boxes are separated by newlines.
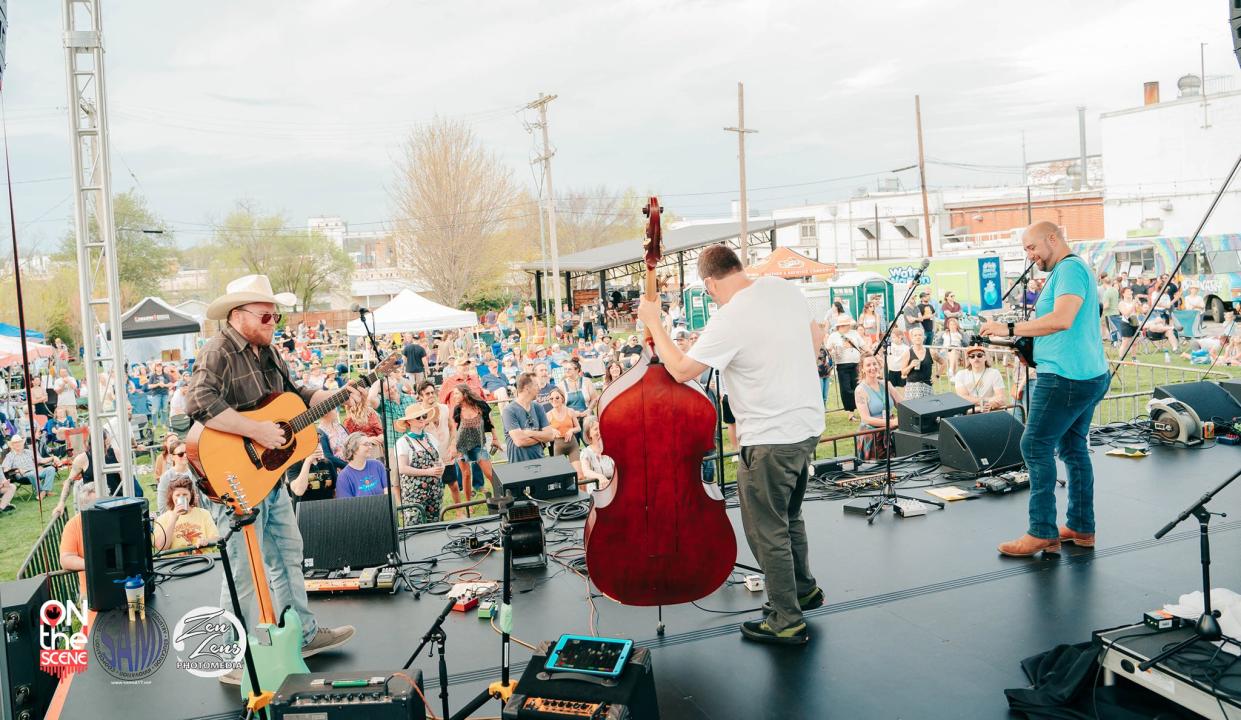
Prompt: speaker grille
<box><xmin>297</xmin><ymin>495</ymin><xmax>396</xmax><ymax>570</ymax></box>
<box><xmin>1153</xmin><ymin>382</ymin><xmax>1241</xmax><ymax>423</ymax></box>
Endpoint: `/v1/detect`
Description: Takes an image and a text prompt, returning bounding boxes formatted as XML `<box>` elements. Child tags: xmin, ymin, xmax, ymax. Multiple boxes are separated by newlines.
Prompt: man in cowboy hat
<box><xmin>186</xmin><ymin>274</ymin><xmax>361</xmax><ymax>684</ymax></box>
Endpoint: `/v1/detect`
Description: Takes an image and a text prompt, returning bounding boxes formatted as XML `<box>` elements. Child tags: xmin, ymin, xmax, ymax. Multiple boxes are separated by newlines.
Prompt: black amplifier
<box><xmin>502</xmin><ymin>643</ymin><xmax>658</xmax><ymax>720</ymax></box>
<box><xmin>271</xmin><ymin>669</ymin><xmax>424</xmax><ymax>719</ymax></box>
<box><xmin>494</xmin><ymin>455</ymin><xmax>578</xmax><ymax>500</ymax></box>
<box><xmin>896</xmin><ymin>392</ymin><xmax>974</xmax><ymax>434</ymax></box>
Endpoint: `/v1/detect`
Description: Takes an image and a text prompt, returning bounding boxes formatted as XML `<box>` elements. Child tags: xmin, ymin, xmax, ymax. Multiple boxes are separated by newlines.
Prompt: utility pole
<box><xmin>1201</xmin><ymin>42</ymin><xmax>1211</xmax><ymax>129</ymax></box>
<box><xmin>724</xmin><ymin>82</ymin><xmax>757</xmax><ymax>266</ymax></box>
<box><xmin>527</xmin><ymin>93</ymin><xmax>562</xmax><ymax>316</ymax></box>
<box><xmin>1076</xmin><ymin>106</ymin><xmax>1088</xmax><ymax>190</ymax></box>
<box><xmin>914</xmin><ymin>95</ymin><xmax>934</xmax><ymax>258</ymax></box>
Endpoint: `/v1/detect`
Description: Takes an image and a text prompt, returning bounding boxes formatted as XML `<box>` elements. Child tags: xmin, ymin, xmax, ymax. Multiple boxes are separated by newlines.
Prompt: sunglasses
<box><xmin>967</xmin><ymin>353</ymin><xmax>985</xmax><ymax>359</ymax></box>
<box><xmin>239</xmin><ymin>309</ymin><xmax>282</xmax><ymax>325</ymax></box>
<box><xmin>173</xmin><ymin>451</ymin><xmax>187</xmax><ymax>457</ymax></box>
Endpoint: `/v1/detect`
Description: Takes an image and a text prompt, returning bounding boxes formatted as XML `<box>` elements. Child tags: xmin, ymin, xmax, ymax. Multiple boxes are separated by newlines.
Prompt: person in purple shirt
<box><xmin>335</xmin><ymin>432</ymin><xmax>389</xmax><ymax>498</ymax></box>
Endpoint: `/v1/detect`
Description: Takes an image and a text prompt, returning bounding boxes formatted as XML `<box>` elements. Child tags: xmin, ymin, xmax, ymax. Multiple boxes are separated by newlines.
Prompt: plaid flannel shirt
<box><xmin>185</xmin><ymin>325</ymin><xmax>316</xmax><ymax>424</ymax></box>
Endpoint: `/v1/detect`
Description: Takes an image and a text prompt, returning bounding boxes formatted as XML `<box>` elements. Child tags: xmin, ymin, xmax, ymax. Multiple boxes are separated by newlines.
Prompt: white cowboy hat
<box><xmin>834</xmin><ymin>315</ymin><xmax>856</xmax><ymax>327</ymax></box>
<box><xmin>206</xmin><ymin>274</ymin><xmax>297</xmax><ymax>320</ymax></box>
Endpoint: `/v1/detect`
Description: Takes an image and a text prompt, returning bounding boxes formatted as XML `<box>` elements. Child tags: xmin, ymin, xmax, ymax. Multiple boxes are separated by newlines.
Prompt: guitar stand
<box><xmin>213</xmin><ymin>510</ymin><xmax>275</xmax><ymax>720</ymax></box>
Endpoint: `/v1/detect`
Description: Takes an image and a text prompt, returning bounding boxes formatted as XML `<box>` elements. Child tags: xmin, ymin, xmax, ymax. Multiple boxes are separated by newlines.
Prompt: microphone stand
<box><xmin>1000</xmin><ymin>260</ymin><xmax>1037</xmax><ymax>420</ymax></box>
<box><xmin>853</xmin><ymin>265</ymin><xmax>944</xmax><ymax>522</ymax></box>
<box><xmin>1137</xmin><ymin>467</ymin><xmax>1241</xmax><ymax>672</ymax></box>
<box><xmin>357</xmin><ymin>307</ymin><xmax>401</xmax><ymax>561</ymax></box>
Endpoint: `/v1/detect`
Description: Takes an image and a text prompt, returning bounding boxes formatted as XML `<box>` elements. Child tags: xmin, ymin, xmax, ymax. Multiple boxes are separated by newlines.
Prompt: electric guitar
<box><xmin>975</xmin><ymin>335</ymin><xmax>1036</xmax><ymax>368</ymax></box>
<box><xmin>238</xmin><ymin>521</ymin><xmax>308</xmax><ymax>703</ymax></box>
<box><xmin>186</xmin><ymin>353</ymin><xmax>399</xmax><ymax>516</ymax></box>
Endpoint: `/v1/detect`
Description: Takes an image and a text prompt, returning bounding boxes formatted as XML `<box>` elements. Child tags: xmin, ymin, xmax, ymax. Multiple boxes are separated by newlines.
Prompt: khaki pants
<box><xmin>736</xmin><ymin>435</ymin><xmax>819</xmax><ymax>632</ymax></box>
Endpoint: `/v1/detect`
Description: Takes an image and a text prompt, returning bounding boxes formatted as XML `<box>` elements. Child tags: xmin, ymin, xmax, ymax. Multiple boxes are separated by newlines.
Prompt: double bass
<box><xmin>584</xmin><ymin>197</ymin><xmax>737</xmax><ymax>606</ymax></box>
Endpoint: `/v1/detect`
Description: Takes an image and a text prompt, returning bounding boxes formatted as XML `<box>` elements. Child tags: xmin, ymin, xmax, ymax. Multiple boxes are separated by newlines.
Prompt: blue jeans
<box><xmin>19</xmin><ymin>468</ymin><xmax>56</xmax><ymax>493</ymax></box>
<box><xmin>1021</xmin><ymin>372</ymin><xmax>1109</xmax><ymax>540</ymax></box>
<box><xmin>819</xmin><ymin>376</ymin><xmax>831</xmax><ymax>404</ymax></box>
<box><xmin>147</xmin><ymin>393</ymin><xmax>168</xmax><ymax>427</ymax></box>
<box><xmin>212</xmin><ymin>489</ymin><xmax>317</xmax><ymax>645</ymax></box>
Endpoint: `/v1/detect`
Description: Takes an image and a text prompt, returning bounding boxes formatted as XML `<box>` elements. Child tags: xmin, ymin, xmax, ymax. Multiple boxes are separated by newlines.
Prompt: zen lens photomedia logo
<box><xmin>171</xmin><ymin>606</ymin><xmax>246</xmax><ymax>678</ymax></box>
<box><xmin>90</xmin><ymin>606</ymin><xmax>171</xmax><ymax>683</ymax></box>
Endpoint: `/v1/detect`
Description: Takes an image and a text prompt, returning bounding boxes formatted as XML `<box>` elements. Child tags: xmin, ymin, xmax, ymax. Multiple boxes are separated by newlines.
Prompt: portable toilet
<box><xmin>682</xmin><ymin>284</ymin><xmax>716</xmax><ymax>331</ymax></box>
<box><xmin>827</xmin><ymin>271</ymin><xmax>895</xmax><ymax>323</ymax></box>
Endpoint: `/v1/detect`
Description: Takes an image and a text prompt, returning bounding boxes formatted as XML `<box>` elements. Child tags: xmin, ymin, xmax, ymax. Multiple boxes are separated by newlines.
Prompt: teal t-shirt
<box><xmin>1033</xmin><ymin>255</ymin><xmax>1108</xmax><ymax>380</ymax></box>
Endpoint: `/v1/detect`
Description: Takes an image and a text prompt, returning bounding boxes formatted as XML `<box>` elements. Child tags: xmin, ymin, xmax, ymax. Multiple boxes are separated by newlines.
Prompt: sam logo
<box><xmin>91</xmin><ymin>606</ymin><xmax>170</xmax><ymax>683</ymax></box>
<box><xmin>888</xmin><ymin>266</ymin><xmax>932</xmax><ymax>285</ymax></box>
<box><xmin>172</xmin><ymin>606</ymin><xmax>246</xmax><ymax>678</ymax></box>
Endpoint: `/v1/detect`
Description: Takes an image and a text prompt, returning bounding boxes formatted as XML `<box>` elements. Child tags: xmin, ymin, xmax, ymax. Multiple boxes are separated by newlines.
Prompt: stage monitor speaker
<box><xmin>493</xmin><ymin>455</ymin><xmax>578</xmax><ymax>500</ymax></box>
<box><xmin>0</xmin><ymin>576</ymin><xmax>55</xmax><ymax>720</ymax></box>
<box><xmin>82</xmin><ymin>497</ymin><xmax>154</xmax><ymax>612</ymax></box>
<box><xmin>1218</xmin><ymin>379</ymin><xmax>1241</xmax><ymax>406</ymax></box>
<box><xmin>893</xmin><ymin>428</ymin><xmax>938</xmax><ymax>457</ymax></box>
<box><xmin>938</xmin><ymin>412</ymin><xmax>1025</xmax><ymax>474</ymax></box>
<box><xmin>502</xmin><ymin>642</ymin><xmax>659</xmax><ymax>720</ymax></box>
<box><xmin>897</xmin><ymin>392</ymin><xmax>974</xmax><ymax>434</ymax></box>
<box><xmin>1152</xmin><ymin>381</ymin><xmax>1241</xmax><ymax>423</ymax></box>
<box><xmin>297</xmin><ymin>494</ymin><xmax>397</xmax><ymax>571</ymax></box>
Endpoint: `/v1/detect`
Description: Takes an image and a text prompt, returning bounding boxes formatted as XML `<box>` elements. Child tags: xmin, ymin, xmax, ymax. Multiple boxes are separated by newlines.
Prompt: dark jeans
<box><xmin>1021</xmin><ymin>372</ymin><xmax>1109</xmax><ymax>540</ymax></box>
<box><xmin>836</xmin><ymin>363</ymin><xmax>859</xmax><ymax>412</ymax></box>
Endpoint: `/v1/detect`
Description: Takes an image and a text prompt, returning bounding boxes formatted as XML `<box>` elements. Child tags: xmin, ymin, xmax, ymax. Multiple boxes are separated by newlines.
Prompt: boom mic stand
<box><xmin>1138</xmin><ymin>467</ymin><xmax>1241</xmax><ymax>672</ymax></box>
<box><xmin>401</xmin><ymin>595</ymin><xmax>455</xmax><ymax>720</ymax></box>
<box><xmin>854</xmin><ymin>261</ymin><xmax>944</xmax><ymax>523</ymax></box>
<box><xmin>1000</xmin><ymin>259</ymin><xmax>1037</xmax><ymax>420</ymax></box>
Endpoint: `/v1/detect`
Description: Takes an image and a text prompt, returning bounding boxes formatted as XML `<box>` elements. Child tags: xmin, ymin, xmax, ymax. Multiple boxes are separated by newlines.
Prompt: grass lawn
<box><xmin>4</xmin><ymin>343</ymin><xmax>1235</xmax><ymax>582</ymax></box>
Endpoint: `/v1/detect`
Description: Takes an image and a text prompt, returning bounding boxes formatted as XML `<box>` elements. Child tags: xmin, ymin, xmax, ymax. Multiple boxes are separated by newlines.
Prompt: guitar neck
<box><xmin>288</xmin><ymin>367</ymin><xmax>383</xmax><ymax>433</ymax></box>
<box><xmin>240</xmin><ymin>522</ymin><xmax>277</xmax><ymax>626</ymax></box>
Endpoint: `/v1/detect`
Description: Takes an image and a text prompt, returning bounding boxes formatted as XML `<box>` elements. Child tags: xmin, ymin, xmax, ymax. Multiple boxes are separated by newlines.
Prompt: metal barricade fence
<box><xmin>16</xmin><ymin>511</ymin><xmax>79</xmax><ymax>607</ymax></box>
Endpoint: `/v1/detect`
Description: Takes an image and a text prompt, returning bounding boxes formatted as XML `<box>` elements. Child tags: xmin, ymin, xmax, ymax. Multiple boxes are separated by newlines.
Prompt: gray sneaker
<box><xmin>218</xmin><ymin>667</ymin><xmax>242</xmax><ymax>686</ymax></box>
<box><xmin>301</xmin><ymin>625</ymin><xmax>355</xmax><ymax>658</ymax></box>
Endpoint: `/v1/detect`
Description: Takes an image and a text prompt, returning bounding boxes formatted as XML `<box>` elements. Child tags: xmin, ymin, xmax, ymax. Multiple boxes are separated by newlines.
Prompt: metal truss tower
<box><xmin>62</xmin><ymin>0</ymin><xmax>134</xmax><ymax>495</ymax></box>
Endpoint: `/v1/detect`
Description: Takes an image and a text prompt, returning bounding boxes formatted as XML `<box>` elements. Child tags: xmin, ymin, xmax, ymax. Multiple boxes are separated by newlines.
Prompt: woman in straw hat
<box><xmin>393</xmin><ymin>403</ymin><xmax>446</xmax><ymax>525</ymax></box>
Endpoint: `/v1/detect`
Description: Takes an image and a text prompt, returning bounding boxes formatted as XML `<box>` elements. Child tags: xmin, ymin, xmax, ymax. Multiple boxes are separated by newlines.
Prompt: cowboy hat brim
<box><xmin>206</xmin><ymin>291</ymin><xmax>298</xmax><ymax>320</ymax></box>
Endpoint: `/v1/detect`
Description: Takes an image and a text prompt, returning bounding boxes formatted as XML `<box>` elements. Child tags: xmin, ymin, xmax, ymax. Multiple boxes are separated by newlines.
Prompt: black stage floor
<box><xmin>53</xmin><ymin>443</ymin><xmax>1241</xmax><ymax>719</ymax></box>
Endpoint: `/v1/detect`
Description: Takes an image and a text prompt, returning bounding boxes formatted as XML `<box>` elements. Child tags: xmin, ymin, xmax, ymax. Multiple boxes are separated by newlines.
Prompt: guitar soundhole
<box><xmin>259</xmin><ymin>422</ymin><xmax>296</xmax><ymax>471</ymax></box>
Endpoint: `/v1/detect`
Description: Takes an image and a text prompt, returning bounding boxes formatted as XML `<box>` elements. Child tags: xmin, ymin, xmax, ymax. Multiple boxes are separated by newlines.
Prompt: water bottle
<box><xmin>1164</xmin><ymin>350</ymin><xmax>1171</xmax><ymax>364</ymax></box>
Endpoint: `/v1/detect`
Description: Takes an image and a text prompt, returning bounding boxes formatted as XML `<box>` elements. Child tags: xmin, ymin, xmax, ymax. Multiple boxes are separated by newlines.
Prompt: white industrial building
<box><xmin>1100</xmin><ymin>75</ymin><xmax>1241</xmax><ymax>238</ymax></box>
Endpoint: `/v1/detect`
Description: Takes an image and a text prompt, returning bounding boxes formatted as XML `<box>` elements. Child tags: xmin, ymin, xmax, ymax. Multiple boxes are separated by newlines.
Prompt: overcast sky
<box><xmin>0</xmin><ymin>0</ymin><xmax>1234</xmax><ymax>253</ymax></box>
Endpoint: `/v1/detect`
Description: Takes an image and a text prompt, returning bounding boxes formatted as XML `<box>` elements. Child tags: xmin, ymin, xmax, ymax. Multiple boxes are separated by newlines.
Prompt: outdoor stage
<box><xmin>51</xmin><ymin>442</ymin><xmax>1241</xmax><ymax>719</ymax></box>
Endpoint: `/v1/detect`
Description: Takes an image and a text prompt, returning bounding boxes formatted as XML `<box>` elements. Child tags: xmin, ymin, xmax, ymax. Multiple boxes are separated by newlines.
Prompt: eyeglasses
<box><xmin>238</xmin><ymin>308</ymin><xmax>282</xmax><ymax>325</ymax></box>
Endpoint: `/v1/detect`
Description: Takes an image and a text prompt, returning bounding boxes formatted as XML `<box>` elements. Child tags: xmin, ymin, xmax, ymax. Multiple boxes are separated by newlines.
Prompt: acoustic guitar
<box><xmin>974</xmin><ymin>335</ymin><xmax>1036</xmax><ymax>368</ymax></box>
<box><xmin>186</xmin><ymin>353</ymin><xmax>398</xmax><ymax>517</ymax></box>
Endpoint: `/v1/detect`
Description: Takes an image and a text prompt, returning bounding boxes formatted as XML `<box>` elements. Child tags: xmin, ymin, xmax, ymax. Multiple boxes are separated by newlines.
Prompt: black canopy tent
<box><xmin>107</xmin><ymin>297</ymin><xmax>200</xmax><ymax>339</ymax></box>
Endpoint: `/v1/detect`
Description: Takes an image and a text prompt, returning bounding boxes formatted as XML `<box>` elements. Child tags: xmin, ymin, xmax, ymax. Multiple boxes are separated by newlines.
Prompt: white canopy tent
<box><xmin>346</xmin><ymin>289</ymin><xmax>478</xmax><ymax>337</ymax></box>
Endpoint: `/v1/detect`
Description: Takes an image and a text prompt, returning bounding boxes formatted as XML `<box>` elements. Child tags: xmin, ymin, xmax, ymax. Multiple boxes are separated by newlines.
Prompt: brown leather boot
<box><xmin>998</xmin><ymin>534</ymin><xmax>1061</xmax><ymax>557</ymax></box>
<box><xmin>1058</xmin><ymin>525</ymin><xmax>1095</xmax><ymax>548</ymax></box>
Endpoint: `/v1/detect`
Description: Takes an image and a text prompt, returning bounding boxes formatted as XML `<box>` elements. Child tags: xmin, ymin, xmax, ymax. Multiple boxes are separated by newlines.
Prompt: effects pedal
<box><xmin>478</xmin><ymin>600</ymin><xmax>496</xmax><ymax>619</ymax></box>
<box><xmin>894</xmin><ymin>499</ymin><xmax>927</xmax><ymax>517</ymax></box>
<box><xmin>743</xmin><ymin>575</ymin><xmax>765</xmax><ymax>592</ymax></box>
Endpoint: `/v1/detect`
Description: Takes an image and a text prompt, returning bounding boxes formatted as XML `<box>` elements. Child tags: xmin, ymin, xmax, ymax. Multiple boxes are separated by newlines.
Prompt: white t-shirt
<box><xmin>687</xmin><ymin>277</ymin><xmax>825</xmax><ymax>446</ymax></box>
<box><xmin>952</xmin><ymin>367</ymin><xmax>1005</xmax><ymax>401</ymax></box>
<box><xmin>827</xmin><ymin>330</ymin><xmax>864</xmax><ymax>364</ymax></box>
<box><xmin>1184</xmin><ymin>294</ymin><xmax>1205</xmax><ymax>311</ymax></box>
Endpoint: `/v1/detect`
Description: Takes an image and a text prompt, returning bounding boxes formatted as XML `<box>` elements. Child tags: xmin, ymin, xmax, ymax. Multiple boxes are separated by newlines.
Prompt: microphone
<box><xmin>351</xmin><ymin>304</ymin><xmax>369</xmax><ymax>315</ymax></box>
<box><xmin>911</xmin><ymin>258</ymin><xmax>931</xmax><ymax>283</ymax></box>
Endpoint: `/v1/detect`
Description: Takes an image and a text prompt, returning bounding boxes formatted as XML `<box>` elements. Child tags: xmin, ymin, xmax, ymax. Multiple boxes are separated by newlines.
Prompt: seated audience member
<box><xmin>546</xmin><ymin>387</ymin><xmax>583</xmax><ymax>477</ymax></box>
<box><xmin>43</xmin><ymin>405</ymin><xmax>76</xmax><ymax>457</ymax></box>
<box><xmin>953</xmin><ymin>346</ymin><xmax>1007</xmax><ymax>412</ymax></box>
<box><xmin>1140</xmin><ymin>303</ymin><xmax>1180</xmax><ymax>351</ymax></box>
<box><xmin>480</xmin><ymin>358</ymin><xmax>511</xmax><ymax>401</ymax></box>
<box><xmin>156</xmin><ymin>442</ymin><xmax>200</xmax><ymax>512</ymax></box>
<box><xmin>335</xmin><ymin>432</ymin><xmax>389</xmax><ymax>498</ymax></box>
<box><xmin>1182</xmin><ymin>285</ymin><xmax>1206</xmax><ymax>312</ymax></box>
<box><xmin>620</xmin><ymin>335</ymin><xmax>643</xmax><ymax>368</ymax></box>
<box><xmin>2</xmin><ymin>435</ymin><xmax>59</xmax><ymax>500</ymax></box>
<box><xmin>1220</xmin><ymin>335</ymin><xmax>1241</xmax><ymax>366</ymax></box>
<box><xmin>578</xmin><ymin>417</ymin><xmax>614</xmax><ymax>491</ymax></box>
<box><xmin>153</xmin><ymin>476</ymin><xmax>219</xmax><ymax>553</ymax></box>
<box><xmin>855</xmin><ymin>355</ymin><xmax>902</xmax><ymax>460</ymax></box>
<box><xmin>59</xmin><ymin>481</ymin><xmax>98</xmax><ymax>597</ymax></box>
